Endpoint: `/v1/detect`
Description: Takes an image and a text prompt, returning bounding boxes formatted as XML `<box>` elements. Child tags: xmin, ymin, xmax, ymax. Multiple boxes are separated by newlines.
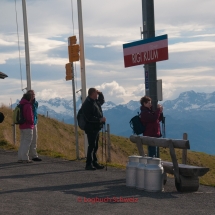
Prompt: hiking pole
<box><xmin>102</xmin><ymin>123</ymin><xmax>104</xmax><ymax>163</ymax></box>
<box><xmin>104</xmin><ymin>122</ymin><xmax>107</xmax><ymax>171</ymax></box>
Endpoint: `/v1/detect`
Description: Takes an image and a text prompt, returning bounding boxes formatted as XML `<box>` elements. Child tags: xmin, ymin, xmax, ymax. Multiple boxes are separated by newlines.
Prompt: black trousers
<box><xmin>86</xmin><ymin>130</ymin><xmax>100</xmax><ymax>166</ymax></box>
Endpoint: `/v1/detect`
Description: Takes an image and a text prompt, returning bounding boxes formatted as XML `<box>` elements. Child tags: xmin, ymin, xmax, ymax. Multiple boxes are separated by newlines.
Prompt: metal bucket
<box><xmin>144</xmin><ymin>158</ymin><xmax>164</xmax><ymax>192</ymax></box>
<box><xmin>136</xmin><ymin>156</ymin><xmax>152</xmax><ymax>190</ymax></box>
<box><xmin>126</xmin><ymin>155</ymin><xmax>142</xmax><ymax>187</ymax></box>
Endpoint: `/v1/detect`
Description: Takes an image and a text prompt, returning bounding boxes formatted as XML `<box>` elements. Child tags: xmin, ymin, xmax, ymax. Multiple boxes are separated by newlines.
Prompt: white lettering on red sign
<box><xmin>132</xmin><ymin>50</ymin><xmax>159</xmax><ymax>64</ymax></box>
<box><xmin>132</xmin><ymin>52</ymin><xmax>142</xmax><ymax>64</ymax></box>
<box><xmin>144</xmin><ymin>50</ymin><xmax>158</xmax><ymax>62</ymax></box>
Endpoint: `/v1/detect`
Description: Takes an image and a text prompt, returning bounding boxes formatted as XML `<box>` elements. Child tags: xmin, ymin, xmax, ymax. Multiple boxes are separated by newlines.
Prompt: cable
<box><xmin>71</xmin><ymin>0</ymin><xmax>75</xmax><ymax>35</ymax></box>
<box><xmin>14</xmin><ymin>0</ymin><xmax>24</xmax><ymax>91</ymax></box>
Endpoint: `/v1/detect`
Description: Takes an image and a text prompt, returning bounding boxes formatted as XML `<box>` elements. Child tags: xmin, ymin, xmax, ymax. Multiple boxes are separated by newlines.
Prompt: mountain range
<box><xmin>13</xmin><ymin>90</ymin><xmax>215</xmax><ymax>155</ymax></box>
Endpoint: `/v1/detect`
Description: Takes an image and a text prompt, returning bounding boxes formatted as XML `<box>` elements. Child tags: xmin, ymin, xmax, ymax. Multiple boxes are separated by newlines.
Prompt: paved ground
<box><xmin>0</xmin><ymin>149</ymin><xmax>214</xmax><ymax>215</ymax></box>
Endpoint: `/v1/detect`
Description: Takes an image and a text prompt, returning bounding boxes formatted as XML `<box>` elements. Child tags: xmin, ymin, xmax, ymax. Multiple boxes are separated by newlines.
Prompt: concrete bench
<box><xmin>130</xmin><ymin>135</ymin><xmax>209</xmax><ymax>192</ymax></box>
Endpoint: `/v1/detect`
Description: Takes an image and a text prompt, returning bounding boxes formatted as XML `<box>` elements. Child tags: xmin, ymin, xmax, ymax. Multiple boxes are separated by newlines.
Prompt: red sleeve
<box><xmin>141</xmin><ymin>108</ymin><xmax>161</xmax><ymax>124</ymax></box>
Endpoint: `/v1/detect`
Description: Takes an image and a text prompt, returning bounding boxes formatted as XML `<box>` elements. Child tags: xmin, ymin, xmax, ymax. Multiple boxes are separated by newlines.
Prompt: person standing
<box><xmin>140</xmin><ymin>96</ymin><xmax>163</xmax><ymax>158</ymax></box>
<box><xmin>82</xmin><ymin>88</ymin><xmax>106</xmax><ymax>170</ymax></box>
<box><xmin>18</xmin><ymin>93</ymin><xmax>34</xmax><ymax>163</ymax></box>
<box><xmin>27</xmin><ymin>90</ymin><xmax>42</xmax><ymax>161</ymax></box>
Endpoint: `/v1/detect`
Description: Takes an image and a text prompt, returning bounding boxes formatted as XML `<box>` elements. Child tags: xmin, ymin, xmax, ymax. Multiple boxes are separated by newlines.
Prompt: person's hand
<box><xmin>100</xmin><ymin>117</ymin><xmax>106</xmax><ymax>122</ymax></box>
<box><xmin>157</xmin><ymin>104</ymin><xmax>163</xmax><ymax>112</ymax></box>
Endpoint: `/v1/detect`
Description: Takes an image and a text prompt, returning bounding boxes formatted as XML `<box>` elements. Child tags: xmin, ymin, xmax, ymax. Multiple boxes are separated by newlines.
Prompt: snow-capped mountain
<box><xmin>163</xmin><ymin>91</ymin><xmax>215</xmax><ymax>112</ymax></box>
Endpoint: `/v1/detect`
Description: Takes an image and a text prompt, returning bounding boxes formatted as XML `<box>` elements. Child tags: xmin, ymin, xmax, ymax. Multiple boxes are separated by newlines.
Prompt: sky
<box><xmin>0</xmin><ymin>0</ymin><xmax>215</xmax><ymax>105</ymax></box>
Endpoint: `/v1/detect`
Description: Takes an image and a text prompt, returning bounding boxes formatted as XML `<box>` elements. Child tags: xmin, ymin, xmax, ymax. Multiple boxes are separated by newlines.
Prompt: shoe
<box><xmin>17</xmin><ymin>160</ymin><xmax>33</xmax><ymax>163</ymax></box>
<box><xmin>22</xmin><ymin>160</ymin><xmax>33</xmax><ymax>163</ymax></box>
<box><xmin>85</xmin><ymin>165</ymin><xmax>96</xmax><ymax>170</ymax></box>
<box><xmin>93</xmin><ymin>163</ymin><xmax>104</xmax><ymax>169</ymax></box>
<box><xmin>32</xmin><ymin>157</ymin><xmax>42</xmax><ymax>161</ymax></box>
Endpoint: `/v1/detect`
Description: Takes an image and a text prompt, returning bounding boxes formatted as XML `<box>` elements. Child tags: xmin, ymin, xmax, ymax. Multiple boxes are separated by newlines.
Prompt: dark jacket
<box><xmin>140</xmin><ymin>106</ymin><xmax>163</xmax><ymax>137</ymax></box>
<box><xmin>82</xmin><ymin>93</ymin><xmax>105</xmax><ymax>133</ymax></box>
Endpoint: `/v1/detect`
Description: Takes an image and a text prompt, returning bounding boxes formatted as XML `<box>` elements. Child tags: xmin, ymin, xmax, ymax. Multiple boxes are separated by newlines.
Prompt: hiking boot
<box><xmin>32</xmin><ymin>157</ymin><xmax>42</xmax><ymax>161</ymax></box>
<box><xmin>85</xmin><ymin>165</ymin><xmax>96</xmax><ymax>170</ymax></box>
<box><xmin>93</xmin><ymin>163</ymin><xmax>104</xmax><ymax>169</ymax></box>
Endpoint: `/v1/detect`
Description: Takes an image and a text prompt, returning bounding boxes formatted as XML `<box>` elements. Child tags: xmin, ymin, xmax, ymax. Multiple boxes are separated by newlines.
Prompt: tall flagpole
<box><xmin>77</xmin><ymin>0</ymin><xmax>88</xmax><ymax>157</ymax></box>
<box><xmin>22</xmin><ymin>0</ymin><xmax>31</xmax><ymax>91</ymax></box>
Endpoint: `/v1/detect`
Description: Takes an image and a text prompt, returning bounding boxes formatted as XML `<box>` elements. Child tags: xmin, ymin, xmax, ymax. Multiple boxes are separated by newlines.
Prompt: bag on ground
<box><xmin>129</xmin><ymin>112</ymin><xmax>145</xmax><ymax>135</ymax></box>
<box><xmin>77</xmin><ymin>108</ymin><xmax>86</xmax><ymax>130</ymax></box>
<box><xmin>13</xmin><ymin>104</ymin><xmax>25</xmax><ymax>124</ymax></box>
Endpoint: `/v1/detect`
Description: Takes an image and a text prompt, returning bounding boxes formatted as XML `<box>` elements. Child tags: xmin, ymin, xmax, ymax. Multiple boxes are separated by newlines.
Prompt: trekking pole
<box><xmin>104</xmin><ymin>122</ymin><xmax>107</xmax><ymax>171</ymax></box>
<box><xmin>102</xmin><ymin>123</ymin><xmax>104</xmax><ymax>163</ymax></box>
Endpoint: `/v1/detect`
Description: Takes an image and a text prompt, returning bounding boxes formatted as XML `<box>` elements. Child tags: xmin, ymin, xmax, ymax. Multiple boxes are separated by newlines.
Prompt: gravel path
<box><xmin>0</xmin><ymin>149</ymin><xmax>214</xmax><ymax>215</ymax></box>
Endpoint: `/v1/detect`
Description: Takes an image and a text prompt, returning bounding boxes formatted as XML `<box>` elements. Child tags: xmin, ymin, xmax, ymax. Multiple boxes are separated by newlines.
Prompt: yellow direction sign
<box><xmin>65</xmin><ymin>63</ymin><xmax>73</xmax><ymax>81</ymax></box>
<box><xmin>68</xmin><ymin>44</ymin><xmax>80</xmax><ymax>62</ymax></box>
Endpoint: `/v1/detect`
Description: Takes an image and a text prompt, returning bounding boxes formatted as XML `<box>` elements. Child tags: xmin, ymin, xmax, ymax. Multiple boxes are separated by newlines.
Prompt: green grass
<box><xmin>0</xmin><ymin>105</ymin><xmax>215</xmax><ymax>186</ymax></box>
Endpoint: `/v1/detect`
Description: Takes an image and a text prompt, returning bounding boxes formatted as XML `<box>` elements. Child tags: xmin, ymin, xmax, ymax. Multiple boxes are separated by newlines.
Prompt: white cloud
<box><xmin>169</xmin><ymin>41</ymin><xmax>215</xmax><ymax>53</ymax></box>
<box><xmin>93</xmin><ymin>45</ymin><xmax>105</xmax><ymax>49</ymax></box>
<box><xmin>1</xmin><ymin>0</ymin><xmax>215</xmax><ymax>106</ymax></box>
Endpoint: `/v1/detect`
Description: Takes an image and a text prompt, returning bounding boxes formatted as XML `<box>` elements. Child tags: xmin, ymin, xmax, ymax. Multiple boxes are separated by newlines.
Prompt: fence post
<box><xmin>182</xmin><ymin>133</ymin><xmax>188</xmax><ymax>164</ymax></box>
<box><xmin>107</xmin><ymin>124</ymin><xmax>111</xmax><ymax>162</ymax></box>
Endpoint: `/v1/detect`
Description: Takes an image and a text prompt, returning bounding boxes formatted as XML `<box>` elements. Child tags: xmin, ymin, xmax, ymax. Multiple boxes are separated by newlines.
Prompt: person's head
<box><xmin>23</xmin><ymin>93</ymin><xmax>32</xmax><ymax>102</ymax></box>
<box><xmin>88</xmin><ymin>88</ymin><xmax>98</xmax><ymax>100</ymax></box>
<box><xmin>140</xmin><ymin>96</ymin><xmax>152</xmax><ymax>108</ymax></box>
<box><xmin>27</xmin><ymin>90</ymin><xmax>35</xmax><ymax>101</ymax></box>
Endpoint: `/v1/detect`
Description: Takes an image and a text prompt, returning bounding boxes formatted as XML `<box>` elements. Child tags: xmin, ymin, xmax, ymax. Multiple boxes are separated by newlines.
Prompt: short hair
<box><xmin>27</xmin><ymin>90</ymin><xmax>35</xmax><ymax>94</ymax></box>
<box><xmin>23</xmin><ymin>93</ymin><xmax>32</xmax><ymax>101</ymax></box>
<box><xmin>88</xmin><ymin>88</ymin><xmax>97</xmax><ymax>96</ymax></box>
<box><xmin>140</xmin><ymin>96</ymin><xmax>151</xmax><ymax>105</ymax></box>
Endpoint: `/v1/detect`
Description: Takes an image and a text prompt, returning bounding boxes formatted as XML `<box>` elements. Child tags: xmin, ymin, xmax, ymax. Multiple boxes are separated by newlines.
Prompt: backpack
<box><xmin>129</xmin><ymin>112</ymin><xmax>145</xmax><ymax>135</ymax></box>
<box><xmin>13</xmin><ymin>104</ymin><xmax>25</xmax><ymax>124</ymax></box>
<box><xmin>0</xmin><ymin>112</ymin><xmax>4</xmax><ymax>123</ymax></box>
<box><xmin>77</xmin><ymin>107</ymin><xmax>86</xmax><ymax>130</ymax></box>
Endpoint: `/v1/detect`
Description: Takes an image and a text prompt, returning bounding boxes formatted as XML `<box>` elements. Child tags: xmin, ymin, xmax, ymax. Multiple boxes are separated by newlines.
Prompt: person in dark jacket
<box><xmin>82</xmin><ymin>88</ymin><xmax>106</xmax><ymax>170</ymax></box>
<box><xmin>140</xmin><ymin>96</ymin><xmax>163</xmax><ymax>157</ymax></box>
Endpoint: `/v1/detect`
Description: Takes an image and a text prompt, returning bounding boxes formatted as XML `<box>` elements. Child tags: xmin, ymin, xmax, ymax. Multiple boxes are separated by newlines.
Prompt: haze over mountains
<box><xmin>13</xmin><ymin>90</ymin><xmax>215</xmax><ymax>155</ymax></box>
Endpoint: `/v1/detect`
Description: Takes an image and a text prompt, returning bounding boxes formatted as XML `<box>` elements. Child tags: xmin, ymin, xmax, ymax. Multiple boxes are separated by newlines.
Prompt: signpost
<box><xmin>65</xmin><ymin>35</ymin><xmax>80</xmax><ymax>160</ymax></box>
<box><xmin>123</xmin><ymin>34</ymin><xmax>168</xmax><ymax>68</ymax></box>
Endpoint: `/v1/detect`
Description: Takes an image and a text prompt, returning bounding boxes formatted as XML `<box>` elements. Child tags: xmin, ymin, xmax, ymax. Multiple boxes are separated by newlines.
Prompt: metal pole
<box><xmin>11</xmin><ymin>99</ymin><xmax>16</xmax><ymax>145</ymax></box>
<box><xmin>142</xmin><ymin>0</ymin><xmax>157</xmax><ymax>110</ymax></box>
<box><xmin>77</xmin><ymin>0</ymin><xmax>88</xmax><ymax>157</ymax></box>
<box><xmin>72</xmin><ymin>63</ymin><xmax>79</xmax><ymax>160</ymax></box>
<box><xmin>107</xmin><ymin>124</ymin><xmax>111</xmax><ymax>162</ymax></box>
<box><xmin>22</xmin><ymin>0</ymin><xmax>31</xmax><ymax>91</ymax></box>
<box><xmin>142</xmin><ymin>0</ymin><xmax>159</xmax><ymax>158</ymax></box>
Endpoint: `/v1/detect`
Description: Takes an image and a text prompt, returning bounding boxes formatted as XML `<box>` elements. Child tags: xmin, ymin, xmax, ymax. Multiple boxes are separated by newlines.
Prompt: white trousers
<box><xmin>18</xmin><ymin>125</ymin><xmax>38</xmax><ymax>160</ymax></box>
<box><xmin>29</xmin><ymin>125</ymin><xmax>38</xmax><ymax>159</ymax></box>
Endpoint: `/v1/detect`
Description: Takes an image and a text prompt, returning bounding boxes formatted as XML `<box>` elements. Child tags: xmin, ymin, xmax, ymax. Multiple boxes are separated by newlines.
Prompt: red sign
<box><xmin>123</xmin><ymin>35</ymin><xmax>168</xmax><ymax>68</ymax></box>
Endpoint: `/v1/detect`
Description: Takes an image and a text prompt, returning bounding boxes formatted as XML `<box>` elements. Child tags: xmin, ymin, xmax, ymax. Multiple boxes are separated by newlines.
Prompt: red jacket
<box><xmin>19</xmin><ymin>98</ymin><xmax>34</xmax><ymax>130</ymax></box>
<box><xmin>140</xmin><ymin>106</ymin><xmax>163</xmax><ymax>137</ymax></box>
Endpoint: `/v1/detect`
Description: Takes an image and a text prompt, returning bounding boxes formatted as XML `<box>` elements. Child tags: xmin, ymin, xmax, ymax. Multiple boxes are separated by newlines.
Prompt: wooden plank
<box><xmin>182</xmin><ymin>133</ymin><xmax>188</xmax><ymax>164</ymax></box>
<box><xmin>130</xmin><ymin>135</ymin><xmax>190</xmax><ymax>149</ymax></box>
<box><xmin>136</xmin><ymin>136</ymin><xmax>144</xmax><ymax>156</ymax></box>
<box><xmin>162</xmin><ymin>161</ymin><xmax>210</xmax><ymax>177</ymax></box>
<box><xmin>168</xmin><ymin>139</ymin><xmax>180</xmax><ymax>183</ymax></box>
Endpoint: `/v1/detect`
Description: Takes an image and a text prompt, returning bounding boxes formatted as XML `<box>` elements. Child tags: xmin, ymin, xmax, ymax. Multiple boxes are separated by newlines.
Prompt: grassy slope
<box><xmin>0</xmin><ymin>105</ymin><xmax>214</xmax><ymax>186</ymax></box>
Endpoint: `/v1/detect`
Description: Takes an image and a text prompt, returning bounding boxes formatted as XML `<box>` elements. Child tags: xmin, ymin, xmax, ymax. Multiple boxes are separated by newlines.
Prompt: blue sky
<box><xmin>0</xmin><ymin>0</ymin><xmax>215</xmax><ymax>105</ymax></box>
